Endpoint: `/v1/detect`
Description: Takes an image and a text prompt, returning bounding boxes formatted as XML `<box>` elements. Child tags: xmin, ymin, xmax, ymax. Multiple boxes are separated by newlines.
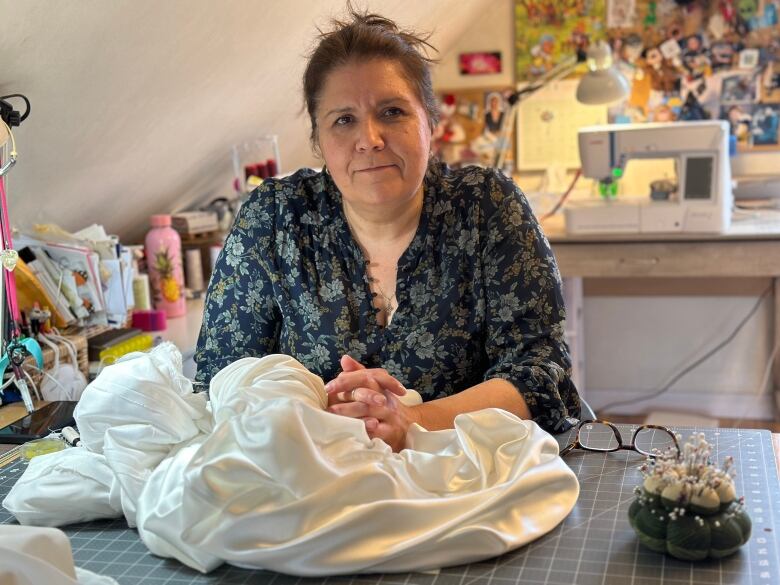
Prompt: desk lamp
<box><xmin>494</xmin><ymin>40</ymin><xmax>630</xmax><ymax>170</ymax></box>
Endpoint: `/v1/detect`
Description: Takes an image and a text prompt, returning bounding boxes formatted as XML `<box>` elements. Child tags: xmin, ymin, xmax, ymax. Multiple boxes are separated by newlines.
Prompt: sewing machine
<box><xmin>564</xmin><ymin>121</ymin><xmax>732</xmax><ymax>234</ymax></box>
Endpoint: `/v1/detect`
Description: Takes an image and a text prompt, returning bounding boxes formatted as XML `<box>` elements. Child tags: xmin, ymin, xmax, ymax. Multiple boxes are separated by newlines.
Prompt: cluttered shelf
<box><xmin>0</xmin><ymin>297</ymin><xmax>205</xmax><ymax>448</ymax></box>
<box><xmin>1</xmin><ymin>214</ymin><xmax>212</xmax><ymax>442</ymax></box>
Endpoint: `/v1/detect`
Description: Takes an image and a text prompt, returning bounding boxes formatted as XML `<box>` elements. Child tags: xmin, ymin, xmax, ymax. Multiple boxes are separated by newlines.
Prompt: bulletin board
<box><xmin>514</xmin><ymin>0</ymin><xmax>780</xmax><ymax>151</ymax></box>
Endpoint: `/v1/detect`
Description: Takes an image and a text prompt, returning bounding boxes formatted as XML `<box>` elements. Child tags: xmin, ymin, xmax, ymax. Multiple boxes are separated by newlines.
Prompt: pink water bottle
<box><xmin>145</xmin><ymin>215</ymin><xmax>186</xmax><ymax>318</ymax></box>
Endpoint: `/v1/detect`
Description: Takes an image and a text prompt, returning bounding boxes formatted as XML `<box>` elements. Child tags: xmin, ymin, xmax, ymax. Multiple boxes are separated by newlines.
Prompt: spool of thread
<box><xmin>133</xmin><ymin>273</ymin><xmax>152</xmax><ymax>310</ymax></box>
<box><xmin>185</xmin><ymin>248</ymin><xmax>204</xmax><ymax>291</ymax></box>
<box><xmin>132</xmin><ymin>309</ymin><xmax>167</xmax><ymax>332</ymax></box>
<box><xmin>209</xmin><ymin>245</ymin><xmax>223</xmax><ymax>272</ymax></box>
<box><xmin>61</xmin><ymin>426</ymin><xmax>81</xmax><ymax>447</ymax></box>
<box><xmin>267</xmin><ymin>158</ymin><xmax>278</xmax><ymax>177</ymax></box>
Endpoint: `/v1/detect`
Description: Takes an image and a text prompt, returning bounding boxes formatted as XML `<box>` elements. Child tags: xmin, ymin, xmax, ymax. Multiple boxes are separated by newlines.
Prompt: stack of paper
<box><xmin>15</xmin><ymin>224</ymin><xmax>135</xmax><ymax>328</ymax></box>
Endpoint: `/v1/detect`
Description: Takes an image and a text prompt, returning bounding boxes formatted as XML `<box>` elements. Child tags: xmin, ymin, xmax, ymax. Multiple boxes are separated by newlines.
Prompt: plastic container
<box><xmin>231</xmin><ymin>135</ymin><xmax>281</xmax><ymax>197</ymax></box>
<box><xmin>96</xmin><ymin>332</ymin><xmax>154</xmax><ymax>365</ymax></box>
<box><xmin>145</xmin><ymin>215</ymin><xmax>186</xmax><ymax>318</ymax></box>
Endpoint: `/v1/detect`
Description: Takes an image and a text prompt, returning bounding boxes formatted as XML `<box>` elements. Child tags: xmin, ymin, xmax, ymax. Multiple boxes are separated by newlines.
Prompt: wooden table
<box><xmin>541</xmin><ymin>213</ymin><xmax>780</xmax><ymax>417</ymax></box>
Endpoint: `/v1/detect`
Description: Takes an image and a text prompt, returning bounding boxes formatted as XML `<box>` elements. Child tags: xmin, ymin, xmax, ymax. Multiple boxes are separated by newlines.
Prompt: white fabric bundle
<box><xmin>0</xmin><ymin>525</ymin><xmax>118</xmax><ymax>585</ymax></box>
<box><xmin>3</xmin><ymin>343</ymin><xmax>579</xmax><ymax>576</ymax></box>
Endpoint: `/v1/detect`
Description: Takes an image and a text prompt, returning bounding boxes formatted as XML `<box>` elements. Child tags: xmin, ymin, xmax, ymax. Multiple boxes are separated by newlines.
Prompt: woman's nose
<box><xmin>355</xmin><ymin>119</ymin><xmax>385</xmax><ymax>152</ymax></box>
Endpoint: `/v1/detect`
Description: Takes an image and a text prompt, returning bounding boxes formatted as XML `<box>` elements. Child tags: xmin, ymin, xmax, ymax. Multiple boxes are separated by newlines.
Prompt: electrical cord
<box><xmin>538</xmin><ymin>169</ymin><xmax>582</xmax><ymax>222</ymax></box>
<box><xmin>731</xmin><ymin>339</ymin><xmax>780</xmax><ymax>428</ymax></box>
<box><xmin>0</xmin><ymin>94</ymin><xmax>31</xmax><ymax>125</ymax></box>
<box><xmin>600</xmin><ymin>285</ymin><xmax>772</xmax><ymax>414</ymax></box>
<box><xmin>1</xmin><ymin>119</ymin><xmax>18</xmax><ymax>177</ymax></box>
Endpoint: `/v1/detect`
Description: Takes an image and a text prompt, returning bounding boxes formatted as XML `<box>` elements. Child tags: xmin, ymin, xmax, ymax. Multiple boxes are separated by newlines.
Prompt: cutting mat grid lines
<box><xmin>1</xmin><ymin>426</ymin><xmax>778</xmax><ymax>585</ymax></box>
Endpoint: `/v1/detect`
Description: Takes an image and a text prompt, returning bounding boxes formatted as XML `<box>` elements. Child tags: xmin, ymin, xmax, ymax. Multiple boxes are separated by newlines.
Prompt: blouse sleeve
<box><xmin>480</xmin><ymin>170</ymin><xmax>581</xmax><ymax>433</ymax></box>
<box><xmin>193</xmin><ymin>184</ymin><xmax>282</xmax><ymax>390</ymax></box>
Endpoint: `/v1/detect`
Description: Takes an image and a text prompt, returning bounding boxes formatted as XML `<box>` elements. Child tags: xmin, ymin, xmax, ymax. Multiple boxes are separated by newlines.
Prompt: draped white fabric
<box><xmin>3</xmin><ymin>344</ymin><xmax>579</xmax><ymax>576</ymax></box>
<box><xmin>0</xmin><ymin>525</ymin><xmax>118</xmax><ymax>585</ymax></box>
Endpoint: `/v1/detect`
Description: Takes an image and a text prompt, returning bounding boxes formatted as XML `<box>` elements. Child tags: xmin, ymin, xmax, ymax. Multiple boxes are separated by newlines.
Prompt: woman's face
<box><xmin>316</xmin><ymin>59</ymin><xmax>432</xmax><ymax>212</ymax></box>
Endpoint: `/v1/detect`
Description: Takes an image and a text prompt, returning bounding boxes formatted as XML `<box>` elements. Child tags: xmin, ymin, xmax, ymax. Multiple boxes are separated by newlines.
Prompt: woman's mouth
<box><xmin>356</xmin><ymin>164</ymin><xmax>395</xmax><ymax>173</ymax></box>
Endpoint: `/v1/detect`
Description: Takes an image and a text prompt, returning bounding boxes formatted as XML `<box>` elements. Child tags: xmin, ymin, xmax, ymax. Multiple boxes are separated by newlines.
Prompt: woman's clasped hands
<box><xmin>325</xmin><ymin>355</ymin><xmax>417</xmax><ymax>452</ymax></box>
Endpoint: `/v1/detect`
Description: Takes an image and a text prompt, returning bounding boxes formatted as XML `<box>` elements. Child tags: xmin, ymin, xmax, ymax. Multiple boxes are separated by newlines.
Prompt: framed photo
<box><xmin>459</xmin><ymin>52</ymin><xmax>502</xmax><ymax>75</ymax></box>
<box><xmin>751</xmin><ymin>105</ymin><xmax>780</xmax><ymax>146</ymax></box>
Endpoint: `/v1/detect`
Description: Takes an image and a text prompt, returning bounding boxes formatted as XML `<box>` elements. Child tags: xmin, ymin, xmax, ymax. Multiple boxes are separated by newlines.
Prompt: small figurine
<box><xmin>628</xmin><ymin>433</ymin><xmax>751</xmax><ymax>561</ymax></box>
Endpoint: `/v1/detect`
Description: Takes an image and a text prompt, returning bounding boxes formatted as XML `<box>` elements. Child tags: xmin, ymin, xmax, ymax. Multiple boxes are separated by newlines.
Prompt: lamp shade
<box><xmin>576</xmin><ymin>40</ymin><xmax>630</xmax><ymax>105</ymax></box>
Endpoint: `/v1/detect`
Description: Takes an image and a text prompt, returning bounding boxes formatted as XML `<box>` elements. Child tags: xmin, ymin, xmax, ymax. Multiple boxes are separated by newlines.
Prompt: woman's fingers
<box><xmin>361</xmin><ymin>416</ymin><xmax>379</xmax><ymax>432</ymax></box>
<box><xmin>329</xmin><ymin>401</ymin><xmax>388</xmax><ymax>420</ymax></box>
<box><xmin>340</xmin><ymin>354</ymin><xmax>366</xmax><ymax>372</ymax></box>
<box><xmin>335</xmin><ymin>386</ymin><xmax>386</xmax><ymax>406</ymax></box>
<box><xmin>325</xmin><ymin>370</ymin><xmax>406</xmax><ymax>397</ymax></box>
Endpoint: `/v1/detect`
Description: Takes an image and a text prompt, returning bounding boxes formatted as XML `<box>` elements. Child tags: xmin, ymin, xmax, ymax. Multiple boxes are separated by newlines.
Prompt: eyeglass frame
<box><xmin>559</xmin><ymin>419</ymin><xmax>680</xmax><ymax>458</ymax></box>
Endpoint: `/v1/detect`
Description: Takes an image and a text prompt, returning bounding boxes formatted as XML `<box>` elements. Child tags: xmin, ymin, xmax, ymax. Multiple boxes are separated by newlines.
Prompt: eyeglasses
<box><xmin>559</xmin><ymin>419</ymin><xmax>680</xmax><ymax>458</ymax></box>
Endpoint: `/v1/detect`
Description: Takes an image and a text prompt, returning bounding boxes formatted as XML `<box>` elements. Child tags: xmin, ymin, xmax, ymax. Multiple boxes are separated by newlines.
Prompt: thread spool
<box><xmin>133</xmin><ymin>273</ymin><xmax>152</xmax><ymax>310</ymax></box>
<box><xmin>185</xmin><ymin>249</ymin><xmax>204</xmax><ymax>291</ymax></box>
<box><xmin>132</xmin><ymin>309</ymin><xmax>167</xmax><ymax>332</ymax></box>
<box><xmin>61</xmin><ymin>426</ymin><xmax>81</xmax><ymax>447</ymax></box>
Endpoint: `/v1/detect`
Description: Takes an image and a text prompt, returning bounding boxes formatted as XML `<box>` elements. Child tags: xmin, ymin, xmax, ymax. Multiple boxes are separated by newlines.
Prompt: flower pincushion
<box><xmin>628</xmin><ymin>433</ymin><xmax>751</xmax><ymax>561</ymax></box>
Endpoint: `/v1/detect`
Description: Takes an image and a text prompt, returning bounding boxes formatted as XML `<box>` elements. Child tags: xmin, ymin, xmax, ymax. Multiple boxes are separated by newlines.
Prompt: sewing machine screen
<box><xmin>683</xmin><ymin>156</ymin><xmax>714</xmax><ymax>200</ymax></box>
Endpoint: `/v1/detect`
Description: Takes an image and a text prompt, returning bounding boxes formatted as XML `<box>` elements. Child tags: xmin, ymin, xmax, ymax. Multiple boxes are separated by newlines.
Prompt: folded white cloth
<box><xmin>3</xmin><ymin>344</ymin><xmax>579</xmax><ymax>576</ymax></box>
<box><xmin>0</xmin><ymin>525</ymin><xmax>118</xmax><ymax>585</ymax></box>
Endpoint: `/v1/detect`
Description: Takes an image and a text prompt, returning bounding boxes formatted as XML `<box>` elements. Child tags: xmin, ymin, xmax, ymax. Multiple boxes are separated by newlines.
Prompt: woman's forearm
<box><xmin>409</xmin><ymin>378</ymin><xmax>532</xmax><ymax>431</ymax></box>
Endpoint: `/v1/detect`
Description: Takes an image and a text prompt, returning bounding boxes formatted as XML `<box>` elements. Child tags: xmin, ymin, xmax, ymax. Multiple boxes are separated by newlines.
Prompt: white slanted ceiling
<box><xmin>0</xmin><ymin>0</ymin><xmax>494</xmax><ymax>242</ymax></box>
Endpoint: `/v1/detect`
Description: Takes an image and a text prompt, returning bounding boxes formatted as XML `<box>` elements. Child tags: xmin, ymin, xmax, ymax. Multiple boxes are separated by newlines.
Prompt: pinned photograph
<box><xmin>751</xmin><ymin>105</ymin><xmax>780</xmax><ymax>146</ymax></box>
<box><xmin>738</xmin><ymin>48</ymin><xmax>760</xmax><ymax>69</ymax></box>
<box><xmin>607</xmin><ymin>0</ymin><xmax>636</xmax><ymax>28</ymax></box>
<box><xmin>761</xmin><ymin>62</ymin><xmax>780</xmax><ymax>103</ymax></box>
<box><xmin>721</xmin><ymin>104</ymin><xmax>755</xmax><ymax>144</ymax></box>
<box><xmin>459</xmin><ymin>52</ymin><xmax>502</xmax><ymax>75</ymax></box>
<box><xmin>721</xmin><ymin>73</ymin><xmax>758</xmax><ymax>103</ymax></box>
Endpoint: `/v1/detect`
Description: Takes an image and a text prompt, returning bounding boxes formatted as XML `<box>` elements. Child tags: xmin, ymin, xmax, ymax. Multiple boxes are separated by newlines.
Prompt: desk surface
<box><xmin>1</xmin><ymin>425</ymin><xmax>778</xmax><ymax>585</ymax></box>
<box><xmin>541</xmin><ymin>212</ymin><xmax>780</xmax><ymax>243</ymax></box>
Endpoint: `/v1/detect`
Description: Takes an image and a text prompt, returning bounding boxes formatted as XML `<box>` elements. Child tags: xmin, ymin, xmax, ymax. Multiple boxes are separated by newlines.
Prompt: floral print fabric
<box><xmin>194</xmin><ymin>162</ymin><xmax>580</xmax><ymax>433</ymax></box>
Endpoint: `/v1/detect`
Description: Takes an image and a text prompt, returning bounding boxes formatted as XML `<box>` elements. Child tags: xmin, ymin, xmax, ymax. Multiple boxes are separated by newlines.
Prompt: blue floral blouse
<box><xmin>194</xmin><ymin>162</ymin><xmax>581</xmax><ymax>433</ymax></box>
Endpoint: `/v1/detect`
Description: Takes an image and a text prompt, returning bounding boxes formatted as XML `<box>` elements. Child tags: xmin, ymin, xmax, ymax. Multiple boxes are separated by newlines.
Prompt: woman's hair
<box><xmin>303</xmin><ymin>4</ymin><xmax>439</xmax><ymax>149</ymax></box>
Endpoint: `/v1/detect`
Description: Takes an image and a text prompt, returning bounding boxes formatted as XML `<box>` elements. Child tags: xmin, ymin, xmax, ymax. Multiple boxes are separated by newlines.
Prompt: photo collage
<box><xmin>515</xmin><ymin>0</ymin><xmax>780</xmax><ymax>150</ymax></box>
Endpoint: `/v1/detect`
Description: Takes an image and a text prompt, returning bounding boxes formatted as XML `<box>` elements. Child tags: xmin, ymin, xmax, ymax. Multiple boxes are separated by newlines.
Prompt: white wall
<box><xmin>583</xmin><ymin>292</ymin><xmax>773</xmax><ymax>419</ymax></box>
<box><xmin>0</xmin><ymin>0</ymin><xmax>491</xmax><ymax>243</ymax></box>
<box><xmin>431</xmin><ymin>0</ymin><xmax>514</xmax><ymax>90</ymax></box>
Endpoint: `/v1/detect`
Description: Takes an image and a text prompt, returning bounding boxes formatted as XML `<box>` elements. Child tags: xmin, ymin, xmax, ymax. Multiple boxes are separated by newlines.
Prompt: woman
<box><xmin>194</xmin><ymin>8</ymin><xmax>580</xmax><ymax>452</ymax></box>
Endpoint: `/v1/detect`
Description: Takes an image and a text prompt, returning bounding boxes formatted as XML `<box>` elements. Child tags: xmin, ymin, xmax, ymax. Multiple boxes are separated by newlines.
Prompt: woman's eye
<box><xmin>383</xmin><ymin>107</ymin><xmax>403</xmax><ymax>118</ymax></box>
<box><xmin>334</xmin><ymin>115</ymin><xmax>353</xmax><ymax>126</ymax></box>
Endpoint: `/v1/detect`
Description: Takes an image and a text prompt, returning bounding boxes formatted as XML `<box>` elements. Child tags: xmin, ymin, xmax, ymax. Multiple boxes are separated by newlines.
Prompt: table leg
<box><xmin>774</xmin><ymin>277</ymin><xmax>780</xmax><ymax>421</ymax></box>
<box><xmin>563</xmin><ymin>276</ymin><xmax>585</xmax><ymax>396</ymax></box>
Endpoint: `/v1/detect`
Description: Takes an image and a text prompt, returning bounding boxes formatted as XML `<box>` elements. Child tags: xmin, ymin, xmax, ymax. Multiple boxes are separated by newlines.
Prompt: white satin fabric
<box><xmin>0</xmin><ymin>525</ymin><xmax>118</xmax><ymax>585</ymax></box>
<box><xmin>3</xmin><ymin>343</ymin><xmax>579</xmax><ymax>576</ymax></box>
